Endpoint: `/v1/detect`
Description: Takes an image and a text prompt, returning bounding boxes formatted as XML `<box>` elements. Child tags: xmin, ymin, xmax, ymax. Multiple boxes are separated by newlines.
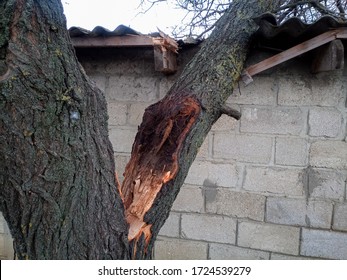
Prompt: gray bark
<box><xmin>0</xmin><ymin>0</ymin><xmax>128</xmax><ymax>259</ymax></box>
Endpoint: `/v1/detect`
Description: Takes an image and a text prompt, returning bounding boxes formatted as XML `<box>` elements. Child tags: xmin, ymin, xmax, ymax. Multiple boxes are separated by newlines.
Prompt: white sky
<box><xmin>62</xmin><ymin>0</ymin><xmax>186</xmax><ymax>35</ymax></box>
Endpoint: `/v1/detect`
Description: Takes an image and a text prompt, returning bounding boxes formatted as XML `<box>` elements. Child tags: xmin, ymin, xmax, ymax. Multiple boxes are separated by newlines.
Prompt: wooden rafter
<box><xmin>71</xmin><ymin>35</ymin><xmax>153</xmax><ymax>48</ymax></box>
<box><xmin>242</xmin><ymin>28</ymin><xmax>347</xmax><ymax>84</ymax></box>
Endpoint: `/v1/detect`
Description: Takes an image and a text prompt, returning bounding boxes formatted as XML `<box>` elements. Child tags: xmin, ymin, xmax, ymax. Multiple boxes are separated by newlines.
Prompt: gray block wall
<box><xmin>1</xmin><ymin>46</ymin><xmax>346</xmax><ymax>260</ymax></box>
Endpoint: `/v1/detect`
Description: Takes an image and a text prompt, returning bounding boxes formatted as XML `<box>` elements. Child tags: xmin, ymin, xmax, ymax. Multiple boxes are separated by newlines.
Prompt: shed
<box><xmin>1</xmin><ymin>16</ymin><xmax>347</xmax><ymax>260</ymax></box>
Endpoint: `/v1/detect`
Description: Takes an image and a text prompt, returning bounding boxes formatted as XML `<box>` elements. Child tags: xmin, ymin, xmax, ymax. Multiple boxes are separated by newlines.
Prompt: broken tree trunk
<box><xmin>121</xmin><ymin>0</ymin><xmax>281</xmax><ymax>259</ymax></box>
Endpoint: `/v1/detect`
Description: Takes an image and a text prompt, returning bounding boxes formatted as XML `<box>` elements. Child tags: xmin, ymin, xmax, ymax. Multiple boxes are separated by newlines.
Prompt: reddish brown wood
<box><xmin>120</xmin><ymin>94</ymin><xmax>201</xmax><ymax>255</ymax></box>
<box><xmin>154</xmin><ymin>45</ymin><xmax>177</xmax><ymax>74</ymax></box>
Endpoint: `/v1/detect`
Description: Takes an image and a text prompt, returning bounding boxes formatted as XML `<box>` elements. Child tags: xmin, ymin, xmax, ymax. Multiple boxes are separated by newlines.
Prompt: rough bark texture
<box><xmin>0</xmin><ymin>0</ymin><xmax>281</xmax><ymax>259</ymax></box>
<box><xmin>122</xmin><ymin>0</ymin><xmax>281</xmax><ymax>259</ymax></box>
<box><xmin>0</xmin><ymin>0</ymin><xmax>128</xmax><ymax>259</ymax></box>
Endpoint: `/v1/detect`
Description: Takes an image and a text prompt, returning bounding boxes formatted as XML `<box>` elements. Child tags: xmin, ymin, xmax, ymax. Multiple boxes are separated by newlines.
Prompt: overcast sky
<box><xmin>62</xmin><ymin>0</ymin><xmax>185</xmax><ymax>35</ymax></box>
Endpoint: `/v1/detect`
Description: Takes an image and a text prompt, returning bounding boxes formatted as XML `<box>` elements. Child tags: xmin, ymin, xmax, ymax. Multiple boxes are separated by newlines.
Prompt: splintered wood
<box><xmin>121</xmin><ymin>94</ymin><xmax>201</xmax><ymax>247</ymax></box>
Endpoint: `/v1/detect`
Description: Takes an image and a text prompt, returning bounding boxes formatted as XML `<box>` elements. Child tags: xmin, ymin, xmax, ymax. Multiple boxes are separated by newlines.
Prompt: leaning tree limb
<box><xmin>121</xmin><ymin>0</ymin><xmax>281</xmax><ymax>259</ymax></box>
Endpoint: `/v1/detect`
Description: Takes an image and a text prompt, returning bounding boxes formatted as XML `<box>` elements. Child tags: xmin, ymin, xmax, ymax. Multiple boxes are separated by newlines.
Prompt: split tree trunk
<box><xmin>0</xmin><ymin>0</ymin><xmax>280</xmax><ymax>259</ymax></box>
<box><xmin>121</xmin><ymin>0</ymin><xmax>281</xmax><ymax>259</ymax></box>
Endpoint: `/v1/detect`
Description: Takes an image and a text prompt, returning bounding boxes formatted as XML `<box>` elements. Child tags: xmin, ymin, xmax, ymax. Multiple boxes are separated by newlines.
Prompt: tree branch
<box><xmin>221</xmin><ymin>105</ymin><xmax>241</xmax><ymax>120</ymax></box>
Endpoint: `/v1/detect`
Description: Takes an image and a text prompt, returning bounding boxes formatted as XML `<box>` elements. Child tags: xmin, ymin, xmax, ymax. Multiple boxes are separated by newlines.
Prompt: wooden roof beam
<box><xmin>71</xmin><ymin>35</ymin><xmax>154</xmax><ymax>48</ymax></box>
<box><xmin>242</xmin><ymin>28</ymin><xmax>347</xmax><ymax>85</ymax></box>
<box><xmin>71</xmin><ymin>34</ymin><xmax>178</xmax><ymax>74</ymax></box>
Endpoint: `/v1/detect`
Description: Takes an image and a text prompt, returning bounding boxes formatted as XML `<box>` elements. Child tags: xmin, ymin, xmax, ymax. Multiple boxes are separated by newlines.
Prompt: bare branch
<box><xmin>138</xmin><ymin>0</ymin><xmax>347</xmax><ymax>38</ymax></box>
<box><xmin>220</xmin><ymin>105</ymin><xmax>241</xmax><ymax>120</ymax></box>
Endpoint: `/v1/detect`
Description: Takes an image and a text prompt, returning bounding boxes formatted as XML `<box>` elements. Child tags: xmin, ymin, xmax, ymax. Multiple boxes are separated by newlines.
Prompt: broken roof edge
<box><xmin>68</xmin><ymin>25</ymin><xmax>203</xmax><ymax>49</ymax></box>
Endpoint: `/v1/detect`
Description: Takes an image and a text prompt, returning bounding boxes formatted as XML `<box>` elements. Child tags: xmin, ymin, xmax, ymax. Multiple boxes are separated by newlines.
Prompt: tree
<box><xmin>140</xmin><ymin>0</ymin><xmax>347</xmax><ymax>38</ymax></box>
<box><xmin>1</xmin><ymin>0</ymin><xmax>344</xmax><ymax>260</ymax></box>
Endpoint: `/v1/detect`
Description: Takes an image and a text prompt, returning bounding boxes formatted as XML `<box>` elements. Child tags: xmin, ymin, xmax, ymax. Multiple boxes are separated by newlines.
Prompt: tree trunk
<box><xmin>0</xmin><ymin>0</ymin><xmax>280</xmax><ymax>259</ymax></box>
<box><xmin>0</xmin><ymin>0</ymin><xmax>128</xmax><ymax>259</ymax></box>
<box><xmin>121</xmin><ymin>0</ymin><xmax>281</xmax><ymax>259</ymax></box>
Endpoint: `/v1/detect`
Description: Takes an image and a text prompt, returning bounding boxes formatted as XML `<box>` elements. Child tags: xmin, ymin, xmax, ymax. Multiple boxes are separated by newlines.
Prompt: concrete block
<box><xmin>128</xmin><ymin>102</ymin><xmax>152</xmax><ymax>127</ymax></box>
<box><xmin>0</xmin><ymin>213</ymin><xmax>11</xmax><ymax>235</ymax></box>
<box><xmin>107</xmin><ymin>102</ymin><xmax>127</xmax><ymax>126</ymax></box>
<box><xmin>196</xmin><ymin>136</ymin><xmax>209</xmax><ymax>159</ymax></box>
<box><xmin>213</xmin><ymin>133</ymin><xmax>273</xmax><ymax>164</ymax></box>
<box><xmin>278</xmin><ymin>74</ymin><xmax>343</xmax><ymax>106</ymax></box>
<box><xmin>307</xmin><ymin>169</ymin><xmax>345</xmax><ymax>201</ymax></box>
<box><xmin>114</xmin><ymin>154</ymin><xmax>130</xmax><ymax>183</ymax></box>
<box><xmin>333</xmin><ymin>203</ymin><xmax>347</xmax><ymax>231</ymax></box>
<box><xmin>88</xmin><ymin>74</ymin><xmax>107</xmax><ymax>93</ymax></box>
<box><xmin>0</xmin><ymin>230</ymin><xmax>14</xmax><ymax>260</ymax></box>
<box><xmin>238</xmin><ymin>221</ymin><xmax>300</xmax><ymax>255</ymax></box>
<box><xmin>230</xmin><ymin>76</ymin><xmax>277</xmax><ymax>105</ymax></box>
<box><xmin>211</xmin><ymin>114</ymin><xmax>238</xmax><ymax>132</ymax></box>
<box><xmin>154</xmin><ymin>238</ymin><xmax>207</xmax><ymax>260</ymax></box>
<box><xmin>172</xmin><ymin>186</ymin><xmax>204</xmax><ymax>213</ymax></box>
<box><xmin>206</xmin><ymin>188</ymin><xmax>265</xmax><ymax>221</ymax></box>
<box><xmin>103</xmin><ymin>50</ymin><xmax>155</xmax><ymax>75</ymax></box>
<box><xmin>107</xmin><ymin>75</ymin><xmax>159</xmax><ymax>102</ymax></box>
<box><xmin>309</xmin><ymin>141</ymin><xmax>347</xmax><ymax>169</ymax></box>
<box><xmin>270</xmin><ymin>253</ymin><xmax>314</xmax><ymax>260</ymax></box>
<box><xmin>108</xmin><ymin>128</ymin><xmax>137</xmax><ymax>153</ymax></box>
<box><xmin>275</xmin><ymin>137</ymin><xmax>308</xmax><ymax>166</ymax></box>
<box><xmin>185</xmin><ymin>160</ymin><xmax>239</xmax><ymax>188</ymax></box>
<box><xmin>301</xmin><ymin>228</ymin><xmax>347</xmax><ymax>259</ymax></box>
<box><xmin>244</xmin><ymin>166</ymin><xmax>305</xmax><ymax>196</ymax></box>
<box><xmin>0</xmin><ymin>234</ymin><xmax>5</xmax><ymax>258</ymax></box>
<box><xmin>209</xmin><ymin>243</ymin><xmax>270</xmax><ymax>260</ymax></box>
<box><xmin>240</xmin><ymin>107</ymin><xmax>305</xmax><ymax>135</ymax></box>
<box><xmin>158</xmin><ymin>77</ymin><xmax>175</xmax><ymax>98</ymax></box>
<box><xmin>158</xmin><ymin>212</ymin><xmax>180</xmax><ymax>238</ymax></box>
<box><xmin>0</xmin><ymin>214</ymin><xmax>5</xmax><ymax>234</ymax></box>
<box><xmin>266</xmin><ymin>197</ymin><xmax>306</xmax><ymax>226</ymax></box>
<box><xmin>266</xmin><ymin>198</ymin><xmax>333</xmax><ymax>228</ymax></box>
<box><xmin>306</xmin><ymin>200</ymin><xmax>333</xmax><ymax>229</ymax></box>
<box><xmin>181</xmin><ymin>213</ymin><xmax>236</xmax><ymax>244</ymax></box>
<box><xmin>309</xmin><ymin>108</ymin><xmax>343</xmax><ymax>138</ymax></box>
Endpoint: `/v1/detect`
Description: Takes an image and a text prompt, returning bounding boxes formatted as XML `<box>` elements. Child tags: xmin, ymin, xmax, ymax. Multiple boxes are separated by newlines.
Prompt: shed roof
<box><xmin>68</xmin><ymin>15</ymin><xmax>347</xmax><ymax>49</ymax></box>
<box><xmin>253</xmin><ymin>13</ymin><xmax>347</xmax><ymax>50</ymax></box>
<box><xmin>68</xmin><ymin>25</ymin><xmax>192</xmax><ymax>74</ymax></box>
<box><xmin>239</xmin><ymin>14</ymin><xmax>347</xmax><ymax>84</ymax></box>
<box><xmin>69</xmin><ymin>16</ymin><xmax>347</xmax><ymax>78</ymax></box>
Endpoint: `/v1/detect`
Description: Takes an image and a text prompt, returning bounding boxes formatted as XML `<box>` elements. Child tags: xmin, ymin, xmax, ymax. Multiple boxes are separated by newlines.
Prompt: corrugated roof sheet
<box><xmin>253</xmin><ymin>13</ymin><xmax>347</xmax><ymax>49</ymax></box>
<box><xmin>68</xmin><ymin>15</ymin><xmax>347</xmax><ymax>50</ymax></box>
<box><xmin>68</xmin><ymin>25</ymin><xmax>201</xmax><ymax>47</ymax></box>
<box><xmin>69</xmin><ymin>25</ymin><xmax>141</xmax><ymax>38</ymax></box>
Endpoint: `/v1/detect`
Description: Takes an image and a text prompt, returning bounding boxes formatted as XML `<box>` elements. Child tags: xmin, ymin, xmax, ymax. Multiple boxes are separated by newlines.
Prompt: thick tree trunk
<box><xmin>0</xmin><ymin>0</ymin><xmax>280</xmax><ymax>259</ymax></box>
<box><xmin>0</xmin><ymin>0</ymin><xmax>128</xmax><ymax>259</ymax></box>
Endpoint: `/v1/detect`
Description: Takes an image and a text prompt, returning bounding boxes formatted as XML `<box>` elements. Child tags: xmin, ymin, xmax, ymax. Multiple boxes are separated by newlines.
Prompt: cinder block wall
<box><xmin>1</xmin><ymin>46</ymin><xmax>346</xmax><ymax>260</ymax></box>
